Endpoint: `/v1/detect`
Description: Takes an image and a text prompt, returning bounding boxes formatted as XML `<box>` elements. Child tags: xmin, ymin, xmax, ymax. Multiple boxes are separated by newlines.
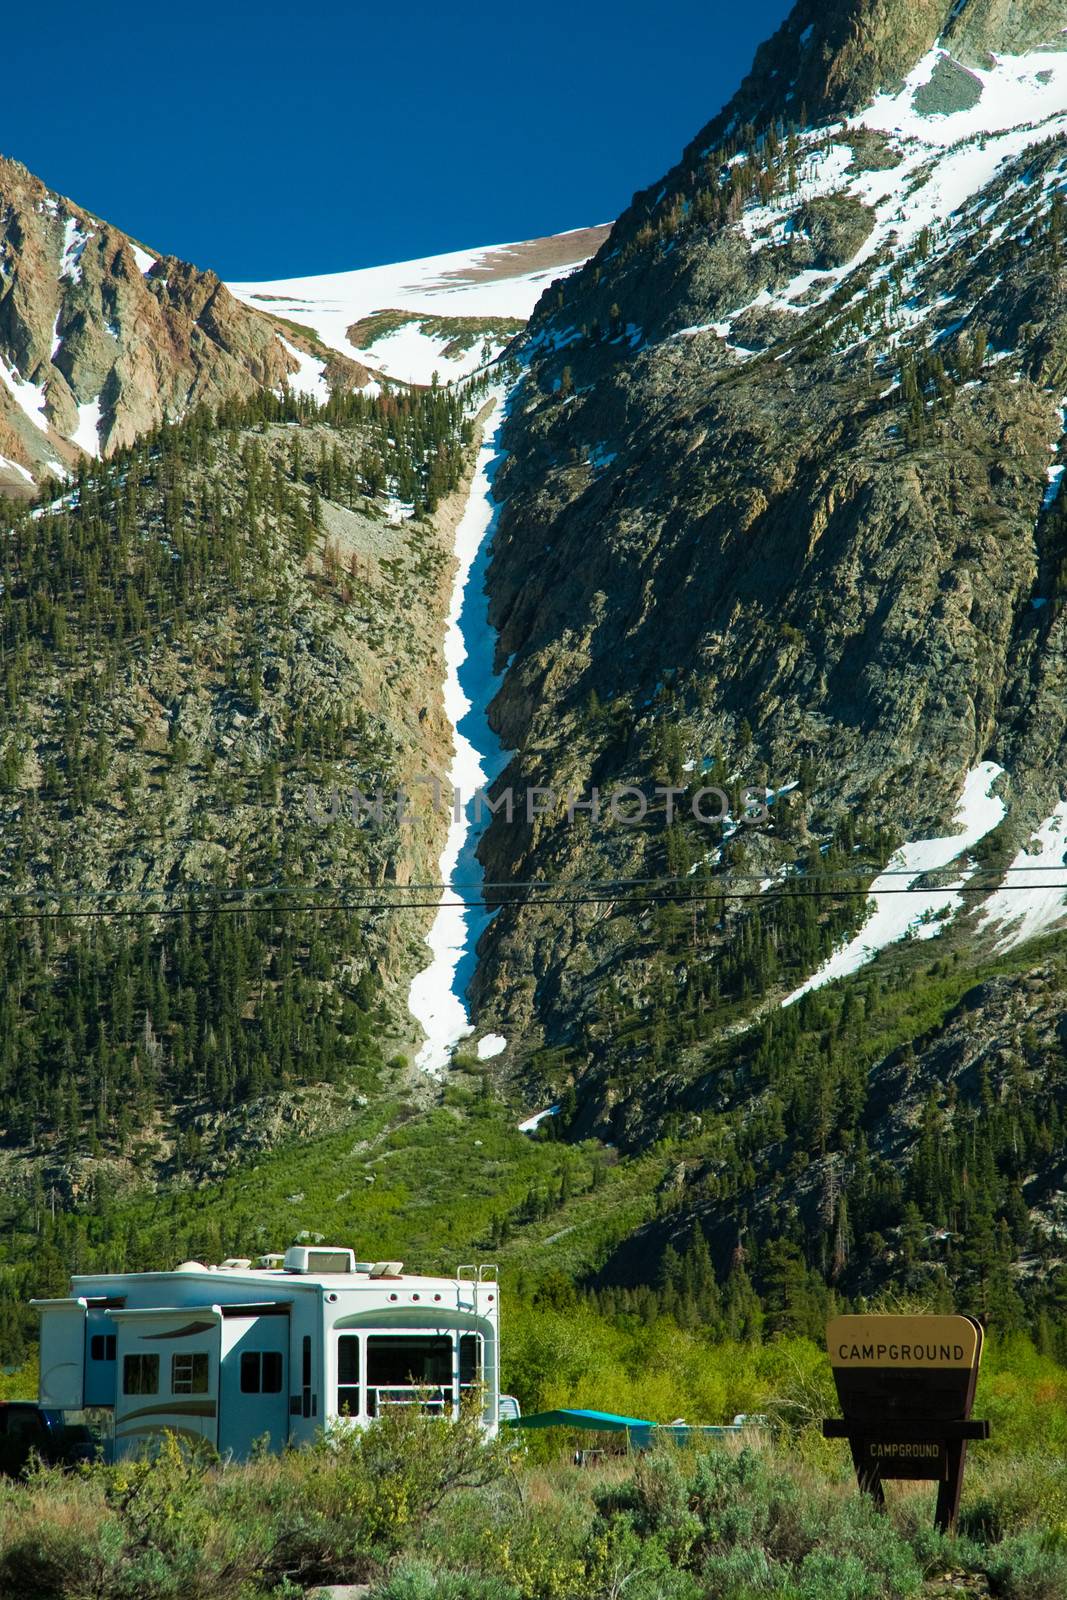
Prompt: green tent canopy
<box><xmin>505</xmin><ymin>1408</ymin><xmax>654</xmax><ymax>1432</ymax></box>
<box><xmin>504</xmin><ymin>1409</ymin><xmax>753</xmax><ymax>1448</ymax></box>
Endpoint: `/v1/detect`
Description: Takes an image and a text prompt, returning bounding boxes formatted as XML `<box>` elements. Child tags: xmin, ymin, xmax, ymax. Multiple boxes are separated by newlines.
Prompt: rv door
<box><xmin>84</xmin><ymin>1299</ymin><xmax>123</xmax><ymax>1406</ymax></box>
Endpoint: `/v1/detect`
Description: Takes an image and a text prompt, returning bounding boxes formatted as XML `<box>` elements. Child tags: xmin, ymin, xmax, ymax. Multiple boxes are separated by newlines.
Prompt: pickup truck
<box><xmin>0</xmin><ymin>1401</ymin><xmax>99</xmax><ymax>1475</ymax></box>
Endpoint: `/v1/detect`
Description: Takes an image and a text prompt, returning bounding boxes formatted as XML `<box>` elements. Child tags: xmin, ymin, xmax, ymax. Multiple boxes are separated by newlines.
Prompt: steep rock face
<box><xmin>0</xmin><ymin>156</ymin><xmax>369</xmax><ymax>490</ymax></box>
<box><xmin>614</xmin><ymin>0</ymin><xmax>1067</xmax><ymax>218</ymax></box>
<box><xmin>948</xmin><ymin>0</ymin><xmax>1067</xmax><ymax>63</ymax></box>
<box><xmin>710</xmin><ymin>1</ymin><xmax>948</xmax><ymax>132</ymax></box>
<box><xmin>467</xmin><ymin>3</ymin><xmax>1067</xmax><ymax>1293</ymax></box>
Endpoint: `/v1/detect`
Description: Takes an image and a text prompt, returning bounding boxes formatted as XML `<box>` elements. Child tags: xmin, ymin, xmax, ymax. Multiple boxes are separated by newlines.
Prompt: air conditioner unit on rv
<box><xmin>283</xmin><ymin>1246</ymin><xmax>356</xmax><ymax>1274</ymax></box>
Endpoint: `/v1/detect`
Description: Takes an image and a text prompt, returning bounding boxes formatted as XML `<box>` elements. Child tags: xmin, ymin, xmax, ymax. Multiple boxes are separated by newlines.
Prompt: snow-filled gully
<box><xmin>406</xmin><ymin>398</ymin><xmax>512</xmax><ymax>1076</ymax></box>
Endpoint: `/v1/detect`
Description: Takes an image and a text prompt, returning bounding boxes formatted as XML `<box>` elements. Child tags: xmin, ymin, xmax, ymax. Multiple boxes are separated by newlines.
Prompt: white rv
<box><xmin>32</xmin><ymin>1247</ymin><xmax>500</xmax><ymax>1460</ymax></box>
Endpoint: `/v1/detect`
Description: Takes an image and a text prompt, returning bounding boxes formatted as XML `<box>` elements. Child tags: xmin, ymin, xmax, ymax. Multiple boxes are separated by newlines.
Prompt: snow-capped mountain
<box><xmin>0</xmin><ymin>150</ymin><xmax>607</xmax><ymax>490</ymax></box>
<box><xmin>228</xmin><ymin>225</ymin><xmax>610</xmax><ymax>390</ymax></box>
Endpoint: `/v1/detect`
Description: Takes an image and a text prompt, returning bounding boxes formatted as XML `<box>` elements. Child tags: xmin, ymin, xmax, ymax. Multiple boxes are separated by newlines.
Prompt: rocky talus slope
<box><xmin>467</xmin><ymin>1</ymin><xmax>1067</xmax><ymax>1304</ymax></box>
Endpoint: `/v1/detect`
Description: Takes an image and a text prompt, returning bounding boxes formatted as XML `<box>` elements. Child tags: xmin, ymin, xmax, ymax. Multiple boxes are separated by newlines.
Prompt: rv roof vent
<box><xmin>283</xmin><ymin>1245</ymin><xmax>356</xmax><ymax>1275</ymax></box>
<box><xmin>368</xmin><ymin>1260</ymin><xmax>404</xmax><ymax>1278</ymax></box>
<box><xmin>174</xmin><ymin>1260</ymin><xmax>207</xmax><ymax>1272</ymax></box>
<box><xmin>257</xmin><ymin>1254</ymin><xmax>286</xmax><ymax>1269</ymax></box>
<box><xmin>219</xmin><ymin>1258</ymin><xmax>252</xmax><ymax>1270</ymax></box>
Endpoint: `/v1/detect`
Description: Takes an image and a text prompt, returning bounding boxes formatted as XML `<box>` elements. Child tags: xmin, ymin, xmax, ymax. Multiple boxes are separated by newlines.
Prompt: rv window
<box><xmin>367</xmin><ymin>1336</ymin><xmax>453</xmax><ymax>1388</ymax></box>
<box><xmin>459</xmin><ymin>1334</ymin><xmax>482</xmax><ymax>1387</ymax></box>
<box><xmin>337</xmin><ymin>1335</ymin><xmax>360</xmax><ymax>1416</ymax></box>
<box><xmin>241</xmin><ymin>1351</ymin><xmax>282</xmax><ymax>1394</ymax></box>
<box><xmin>90</xmin><ymin>1334</ymin><xmax>117</xmax><ymax>1362</ymax></box>
<box><xmin>123</xmin><ymin>1354</ymin><xmax>159</xmax><ymax>1396</ymax></box>
<box><xmin>172</xmin><ymin>1353</ymin><xmax>209</xmax><ymax>1395</ymax></box>
<box><xmin>365</xmin><ymin>1335</ymin><xmax>453</xmax><ymax>1415</ymax></box>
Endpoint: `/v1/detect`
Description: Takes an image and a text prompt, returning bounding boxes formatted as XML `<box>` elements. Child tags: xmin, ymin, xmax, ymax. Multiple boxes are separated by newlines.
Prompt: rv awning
<box><xmin>505</xmin><ymin>1408</ymin><xmax>655</xmax><ymax>1432</ymax></box>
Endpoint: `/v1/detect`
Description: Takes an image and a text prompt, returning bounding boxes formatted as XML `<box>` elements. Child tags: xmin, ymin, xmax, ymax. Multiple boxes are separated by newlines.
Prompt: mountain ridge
<box><xmin>0</xmin><ymin>154</ymin><xmax>349</xmax><ymax>488</ymax></box>
<box><xmin>0</xmin><ymin>151</ymin><xmax>605</xmax><ymax>489</ymax></box>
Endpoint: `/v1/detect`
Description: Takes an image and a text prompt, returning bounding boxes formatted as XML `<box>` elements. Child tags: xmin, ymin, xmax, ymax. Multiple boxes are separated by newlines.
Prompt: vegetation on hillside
<box><xmin>0</xmin><ymin>375</ymin><xmax>488</xmax><ymax>1166</ymax></box>
<box><xmin>347</xmin><ymin>309</ymin><xmax>526</xmax><ymax>363</ymax></box>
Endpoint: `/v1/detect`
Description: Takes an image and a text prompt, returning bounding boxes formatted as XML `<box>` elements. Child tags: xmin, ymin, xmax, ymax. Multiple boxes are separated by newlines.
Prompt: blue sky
<box><xmin>6</xmin><ymin>1</ymin><xmax>795</xmax><ymax>279</ymax></box>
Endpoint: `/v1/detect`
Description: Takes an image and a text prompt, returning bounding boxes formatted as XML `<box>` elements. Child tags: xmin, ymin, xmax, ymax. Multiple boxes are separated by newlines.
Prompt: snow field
<box><xmin>230</xmin><ymin>230</ymin><xmax>600</xmax><ymax>387</ymax></box>
<box><xmin>784</xmin><ymin>763</ymin><xmax>1006</xmax><ymax>1005</ymax></box>
<box><xmin>976</xmin><ymin>802</ymin><xmax>1067</xmax><ymax>950</ymax></box>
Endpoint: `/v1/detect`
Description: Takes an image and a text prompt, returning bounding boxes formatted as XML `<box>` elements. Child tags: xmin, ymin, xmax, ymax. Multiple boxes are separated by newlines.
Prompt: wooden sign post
<box><xmin>822</xmin><ymin>1314</ymin><xmax>989</xmax><ymax>1533</ymax></box>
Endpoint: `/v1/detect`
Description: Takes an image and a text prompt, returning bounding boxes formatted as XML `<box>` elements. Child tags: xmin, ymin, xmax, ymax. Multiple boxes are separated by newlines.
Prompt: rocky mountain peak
<box><xmin>713</xmin><ymin>0</ymin><xmax>1066</xmax><ymax>135</ymax></box>
<box><xmin>0</xmin><ymin>154</ymin><xmax>370</xmax><ymax>493</ymax></box>
<box><xmin>581</xmin><ymin>1</ymin><xmax>1066</xmax><ymax>278</ymax></box>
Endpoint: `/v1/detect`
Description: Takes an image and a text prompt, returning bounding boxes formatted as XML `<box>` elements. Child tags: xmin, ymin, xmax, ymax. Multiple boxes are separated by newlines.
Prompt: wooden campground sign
<box><xmin>822</xmin><ymin>1314</ymin><xmax>989</xmax><ymax>1532</ymax></box>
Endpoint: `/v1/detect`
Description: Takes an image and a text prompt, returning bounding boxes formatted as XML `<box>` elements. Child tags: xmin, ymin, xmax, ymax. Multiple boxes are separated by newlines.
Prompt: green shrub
<box><xmin>592</xmin><ymin>1446</ymin><xmax>922</xmax><ymax>1599</ymax></box>
<box><xmin>698</xmin><ymin>1544</ymin><xmax>792</xmax><ymax>1594</ymax></box>
<box><xmin>0</xmin><ymin>1518</ymin><xmax>112</xmax><ymax>1600</ymax></box>
<box><xmin>262</xmin><ymin>1405</ymin><xmax>508</xmax><ymax>1582</ymax></box>
<box><xmin>985</xmin><ymin>1531</ymin><xmax>1067</xmax><ymax>1600</ymax></box>
<box><xmin>0</xmin><ymin>1414</ymin><xmax>1062</xmax><ymax>1600</ymax></box>
<box><xmin>371</xmin><ymin>1559</ymin><xmax>521</xmax><ymax>1600</ymax></box>
<box><xmin>961</xmin><ymin>1454</ymin><xmax>1067</xmax><ymax>1542</ymax></box>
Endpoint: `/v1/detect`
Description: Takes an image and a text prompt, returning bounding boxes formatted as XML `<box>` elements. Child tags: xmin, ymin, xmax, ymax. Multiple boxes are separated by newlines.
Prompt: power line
<box><xmin>1</xmin><ymin>858</ymin><xmax>1064</xmax><ymax>908</ymax></box>
<box><xmin>0</xmin><ymin>878</ymin><xmax>1064</xmax><ymax>924</ymax></box>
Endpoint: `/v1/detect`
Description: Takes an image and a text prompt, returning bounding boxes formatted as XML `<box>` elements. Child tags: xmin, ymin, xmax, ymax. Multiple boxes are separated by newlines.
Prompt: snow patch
<box><xmin>59</xmin><ymin>216</ymin><xmax>90</xmax><ymax>284</ymax></box>
<box><xmin>0</xmin><ymin>455</ymin><xmax>33</xmax><ymax>485</ymax></box>
<box><xmin>0</xmin><ymin>359</ymin><xmax>50</xmax><ymax>434</ymax></box>
<box><xmin>71</xmin><ymin>396</ymin><xmax>103</xmax><ymax>457</ymax></box>
<box><xmin>518</xmin><ymin>1106</ymin><xmax>559</xmax><ymax>1134</ymax></box>
<box><xmin>278</xmin><ymin>337</ymin><xmax>330</xmax><ymax>406</ymax></box>
<box><xmin>1042</xmin><ymin>397</ymin><xmax>1067</xmax><ymax>511</ymax></box>
<box><xmin>131</xmin><ymin>244</ymin><xmax>157</xmax><ymax>275</ymax></box>
<box><xmin>362</xmin><ymin>321</ymin><xmax>455</xmax><ymax>387</ymax></box>
<box><xmin>976</xmin><ymin>802</ymin><xmax>1067</xmax><ymax>950</ymax></box>
<box><xmin>858</xmin><ymin>46</ymin><xmax>1067</xmax><ymax>145</ymax></box>
<box><xmin>476</xmin><ymin>1033</ymin><xmax>507</xmax><ymax>1060</ymax></box>
<box><xmin>784</xmin><ymin>762</ymin><xmax>1006</xmax><ymax>1004</ymax></box>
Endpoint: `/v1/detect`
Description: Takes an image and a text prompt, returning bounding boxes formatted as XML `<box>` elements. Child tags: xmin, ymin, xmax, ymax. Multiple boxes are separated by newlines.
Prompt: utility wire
<box><xmin>0</xmin><ymin>879</ymin><xmax>1065</xmax><ymax>924</ymax></box>
<box><xmin>1</xmin><ymin>861</ymin><xmax>1064</xmax><ymax>907</ymax></box>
